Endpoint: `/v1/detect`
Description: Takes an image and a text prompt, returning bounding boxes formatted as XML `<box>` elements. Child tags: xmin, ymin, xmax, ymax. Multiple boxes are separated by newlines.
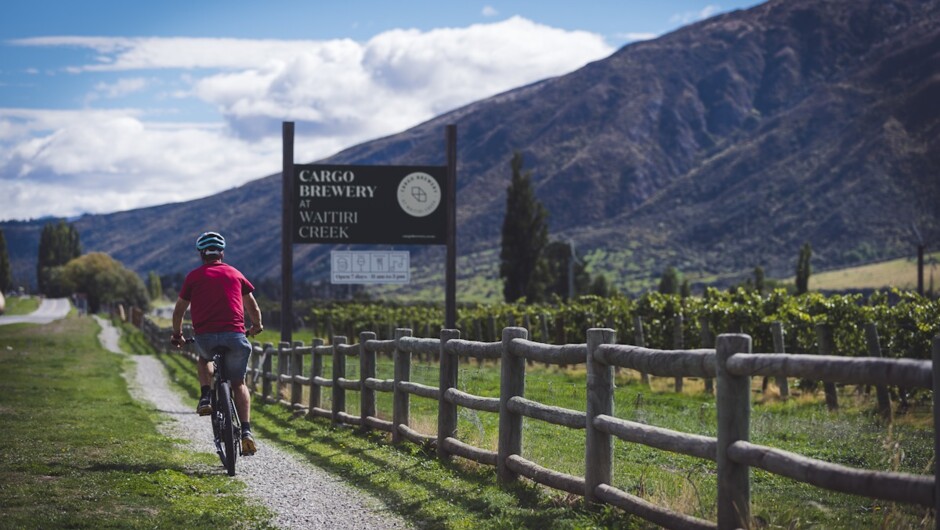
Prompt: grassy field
<box><xmin>13</xmin><ymin>312</ymin><xmax>930</xmax><ymax>528</ymax></box>
<box><xmin>806</xmin><ymin>252</ymin><xmax>940</xmax><ymax>292</ymax></box>
<box><xmin>3</xmin><ymin>294</ymin><xmax>40</xmax><ymax>315</ymax></box>
<box><xmin>238</xmin><ymin>346</ymin><xmax>935</xmax><ymax>529</ymax></box>
<box><xmin>0</xmin><ymin>315</ymin><xmax>275</xmax><ymax>529</ymax></box>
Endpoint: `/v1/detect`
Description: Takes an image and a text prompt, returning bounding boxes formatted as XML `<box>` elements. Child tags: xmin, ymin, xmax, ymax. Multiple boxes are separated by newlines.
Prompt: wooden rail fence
<box><xmin>139</xmin><ymin>316</ymin><xmax>939</xmax><ymax>530</ymax></box>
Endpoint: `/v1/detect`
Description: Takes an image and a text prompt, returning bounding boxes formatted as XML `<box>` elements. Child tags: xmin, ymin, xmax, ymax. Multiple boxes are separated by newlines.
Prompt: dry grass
<box><xmin>803</xmin><ymin>252</ymin><xmax>940</xmax><ymax>291</ymax></box>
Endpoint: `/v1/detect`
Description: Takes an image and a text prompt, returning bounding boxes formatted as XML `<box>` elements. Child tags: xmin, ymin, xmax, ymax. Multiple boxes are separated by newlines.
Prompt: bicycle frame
<box><xmin>185</xmin><ymin>338</ymin><xmax>241</xmax><ymax>476</ymax></box>
<box><xmin>210</xmin><ymin>348</ymin><xmax>241</xmax><ymax>476</ymax></box>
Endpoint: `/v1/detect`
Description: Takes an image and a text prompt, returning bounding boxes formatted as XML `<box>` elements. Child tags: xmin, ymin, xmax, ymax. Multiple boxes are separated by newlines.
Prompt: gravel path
<box><xmin>94</xmin><ymin>316</ymin><xmax>412</xmax><ymax>530</ymax></box>
<box><xmin>0</xmin><ymin>297</ymin><xmax>71</xmax><ymax>325</ymax></box>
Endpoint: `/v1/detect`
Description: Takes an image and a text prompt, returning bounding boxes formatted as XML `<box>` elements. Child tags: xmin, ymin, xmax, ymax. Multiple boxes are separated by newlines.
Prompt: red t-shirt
<box><xmin>179</xmin><ymin>262</ymin><xmax>255</xmax><ymax>334</ymax></box>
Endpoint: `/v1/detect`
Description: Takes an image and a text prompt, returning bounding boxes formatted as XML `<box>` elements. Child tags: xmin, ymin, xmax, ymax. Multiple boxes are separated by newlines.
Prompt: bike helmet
<box><xmin>195</xmin><ymin>231</ymin><xmax>226</xmax><ymax>253</ymax></box>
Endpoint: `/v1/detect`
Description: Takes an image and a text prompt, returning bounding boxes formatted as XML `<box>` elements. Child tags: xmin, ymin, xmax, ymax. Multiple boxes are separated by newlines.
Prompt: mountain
<box><xmin>4</xmin><ymin>0</ymin><xmax>939</xmax><ymax>297</ymax></box>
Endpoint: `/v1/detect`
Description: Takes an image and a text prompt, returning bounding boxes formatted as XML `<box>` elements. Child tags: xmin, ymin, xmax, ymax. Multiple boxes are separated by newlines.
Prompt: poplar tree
<box><xmin>658</xmin><ymin>266</ymin><xmax>681</xmax><ymax>294</ymax></box>
<box><xmin>147</xmin><ymin>271</ymin><xmax>163</xmax><ymax>301</ymax></box>
<box><xmin>0</xmin><ymin>229</ymin><xmax>11</xmax><ymax>293</ymax></box>
<box><xmin>37</xmin><ymin>221</ymin><xmax>82</xmax><ymax>294</ymax></box>
<box><xmin>500</xmin><ymin>152</ymin><xmax>550</xmax><ymax>303</ymax></box>
<box><xmin>544</xmin><ymin>241</ymin><xmax>590</xmax><ymax>300</ymax></box>
<box><xmin>795</xmin><ymin>242</ymin><xmax>812</xmax><ymax>294</ymax></box>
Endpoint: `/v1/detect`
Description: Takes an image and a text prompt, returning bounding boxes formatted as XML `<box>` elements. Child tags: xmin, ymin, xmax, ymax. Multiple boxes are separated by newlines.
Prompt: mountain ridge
<box><xmin>3</xmin><ymin>0</ymin><xmax>938</xmax><ymax>297</ymax></box>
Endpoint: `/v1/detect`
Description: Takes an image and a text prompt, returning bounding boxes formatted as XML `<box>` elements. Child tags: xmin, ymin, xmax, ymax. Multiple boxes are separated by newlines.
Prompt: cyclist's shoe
<box><xmin>241</xmin><ymin>431</ymin><xmax>257</xmax><ymax>456</ymax></box>
<box><xmin>196</xmin><ymin>396</ymin><xmax>212</xmax><ymax>416</ymax></box>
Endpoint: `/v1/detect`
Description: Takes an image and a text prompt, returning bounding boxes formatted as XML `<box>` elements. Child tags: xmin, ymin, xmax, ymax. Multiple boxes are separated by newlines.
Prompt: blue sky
<box><xmin>0</xmin><ymin>1</ymin><xmax>760</xmax><ymax>221</ymax></box>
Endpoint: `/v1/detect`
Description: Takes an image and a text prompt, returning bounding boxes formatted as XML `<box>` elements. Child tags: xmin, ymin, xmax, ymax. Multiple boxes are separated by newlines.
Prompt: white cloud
<box><xmin>670</xmin><ymin>4</ymin><xmax>722</xmax><ymax>25</ymax></box>
<box><xmin>85</xmin><ymin>77</ymin><xmax>150</xmax><ymax>104</ymax></box>
<box><xmin>618</xmin><ymin>32</ymin><xmax>659</xmax><ymax>42</ymax></box>
<box><xmin>482</xmin><ymin>5</ymin><xmax>499</xmax><ymax>17</ymax></box>
<box><xmin>1</xmin><ymin>17</ymin><xmax>613</xmax><ymax>220</ymax></box>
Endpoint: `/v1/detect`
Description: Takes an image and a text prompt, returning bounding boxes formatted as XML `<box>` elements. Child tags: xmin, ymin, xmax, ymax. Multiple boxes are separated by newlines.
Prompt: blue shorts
<box><xmin>194</xmin><ymin>332</ymin><xmax>252</xmax><ymax>382</ymax></box>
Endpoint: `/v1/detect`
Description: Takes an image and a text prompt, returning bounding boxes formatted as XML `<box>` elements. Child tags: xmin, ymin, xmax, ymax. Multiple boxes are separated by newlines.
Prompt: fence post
<box><xmin>815</xmin><ymin>324</ymin><xmax>839</xmax><ymax>411</ymax></box>
<box><xmin>716</xmin><ymin>333</ymin><xmax>751</xmax><ymax>530</ymax></box>
<box><xmin>277</xmin><ymin>342</ymin><xmax>289</xmax><ymax>401</ymax></box>
<box><xmin>932</xmin><ymin>335</ymin><xmax>940</xmax><ymax>527</ymax></box>
<box><xmin>392</xmin><ymin>328</ymin><xmax>412</xmax><ymax>444</ymax></box>
<box><xmin>332</xmin><ymin>336</ymin><xmax>347</xmax><ymax>423</ymax></box>
<box><xmin>700</xmin><ymin>318</ymin><xmax>714</xmax><ymax>394</ymax></box>
<box><xmin>438</xmin><ymin>328</ymin><xmax>460</xmax><ymax>461</ymax></box>
<box><xmin>498</xmin><ymin>326</ymin><xmax>527</xmax><ymax>483</ymax></box>
<box><xmin>360</xmin><ymin>331</ymin><xmax>376</xmax><ymax>430</ymax></box>
<box><xmin>290</xmin><ymin>341</ymin><xmax>303</xmax><ymax>408</ymax></box>
<box><xmin>864</xmin><ymin>323</ymin><xmax>892</xmax><ymax>419</ymax></box>
<box><xmin>771</xmin><ymin>322</ymin><xmax>789</xmax><ymax>398</ymax></box>
<box><xmin>585</xmin><ymin>328</ymin><xmax>616</xmax><ymax>504</ymax></box>
<box><xmin>249</xmin><ymin>342</ymin><xmax>261</xmax><ymax>393</ymax></box>
<box><xmin>308</xmin><ymin>338</ymin><xmax>324</xmax><ymax>417</ymax></box>
<box><xmin>633</xmin><ymin>316</ymin><xmax>651</xmax><ymax>386</ymax></box>
<box><xmin>261</xmin><ymin>342</ymin><xmax>274</xmax><ymax>401</ymax></box>
<box><xmin>673</xmin><ymin>314</ymin><xmax>684</xmax><ymax>393</ymax></box>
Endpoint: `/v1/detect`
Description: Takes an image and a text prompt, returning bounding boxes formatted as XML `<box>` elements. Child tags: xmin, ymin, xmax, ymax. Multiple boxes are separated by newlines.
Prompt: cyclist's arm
<box><xmin>171</xmin><ymin>297</ymin><xmax>190</xmax><ymax>338</ymax></box>
<box><xmin>244</xmin><ymin>292</ymin><xmax>263</xmax><ymax>337</ymax></box>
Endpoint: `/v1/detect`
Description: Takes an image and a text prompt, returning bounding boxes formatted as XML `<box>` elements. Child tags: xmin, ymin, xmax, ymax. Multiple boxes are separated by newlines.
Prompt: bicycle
<box><xmin>184</xmin><ymin>337</ymin><xmax>242</xmax><ymax>476</ymax></box>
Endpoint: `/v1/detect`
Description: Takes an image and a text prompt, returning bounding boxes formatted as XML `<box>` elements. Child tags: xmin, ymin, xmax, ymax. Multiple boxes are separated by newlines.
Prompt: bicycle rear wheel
<box><xmin>217</xmin><ymin>381</ymin><xmax>237</xmax><ymax>476</ymax></box>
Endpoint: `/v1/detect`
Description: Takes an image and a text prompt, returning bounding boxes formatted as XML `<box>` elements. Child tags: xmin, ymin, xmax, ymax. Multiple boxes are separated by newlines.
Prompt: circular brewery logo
<box><xmin>397</xmin><ymin>172</ymin><xmax>441</xmax><ymax>217</ymax></box>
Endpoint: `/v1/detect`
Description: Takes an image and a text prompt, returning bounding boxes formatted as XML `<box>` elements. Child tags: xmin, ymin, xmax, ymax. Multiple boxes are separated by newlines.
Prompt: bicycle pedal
<box><xmin>197</xmin><ymin>405</ymin><xmax>213</xmax><ymax>416</ymax></box>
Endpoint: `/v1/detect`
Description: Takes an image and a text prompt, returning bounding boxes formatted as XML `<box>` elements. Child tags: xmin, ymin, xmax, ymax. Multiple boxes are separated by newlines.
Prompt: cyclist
<box><xmin>171</xmin><ymin>231</ymin><xmax>263</xmax><ymax>456</ymax></box>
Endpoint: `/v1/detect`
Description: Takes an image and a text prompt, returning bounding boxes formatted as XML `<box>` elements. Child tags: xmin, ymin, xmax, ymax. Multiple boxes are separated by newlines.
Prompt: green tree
<box><xmin>500</xmin><ymin>152</ymin><xmax>550</xmax><ymax>302</ymax></box>
<box><xmin>754</xmin><ymin>266</ymin><xmax>765</xmax><ymax>294</ymax></box>
<box><xmin>147</xmin><ymin>271</ymin><xmax>163</xmax><ymax>301</ymax></box>
<box><xmin>658</xmin><ymin>266</ymin><xmax>681</xmax><ymax>295</ymax></box>
<box><xmin>37</xmin><ymin>221</ymin><xmax>81</xmax><ymax>295</ymax></box>
<box><xmin>0</xmin><ymin>229</ymin><xmax>12</xmax><ymax>293</ymax></box>
<box><xmin>47</xmin><ymin>252</ymin><xmax>148</xmax><ymax>313</ymax></box>
<box><xmin>590</xmin><ymin>274</ymin><xmax>611</xmax><ymax>297</ymax></box>
<box><xmin>544</xmin><ymin>241</ymin><xmax>589</xmax><ymax>300</ymax></box>
<box><xmin>795</xmin><ymin>242</ymin><xmax>812</xmax><ymax>294</ymax></box>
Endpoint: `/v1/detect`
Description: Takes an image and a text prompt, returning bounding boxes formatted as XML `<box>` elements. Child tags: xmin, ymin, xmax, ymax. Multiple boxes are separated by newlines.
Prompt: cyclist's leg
<box><xmin>231</xmin><ymin>379</ymin><xmax>250</xmax><ymax>422</ymax></box>
<box><xmin>193</xmin><ymin>335</ymin><xmax>218</xmax><ymax>386</ymax></box>
<box><xmin>197</xmin><ymin>356</ymin><xmax>213</xmax><ymax>387</ymax></box>
<box><xmin>217</xmin><ymin>333</ymin><xmax>255</xmax><ymax>451</ymax></box>
<box><xmin>192</xmin><ymin>336</ymin><xmax>216</xmax><ymax>415</ymax></box>
<box><xmin>216</xmin><ymin>334</ymin><xmax>252</xmax><ymax>407</ymax></box>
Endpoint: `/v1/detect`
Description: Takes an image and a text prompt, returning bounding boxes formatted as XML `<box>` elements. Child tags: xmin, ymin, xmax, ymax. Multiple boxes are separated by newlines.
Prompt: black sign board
<box><xmin>292</xmin><ymin>164</ymin><xmax>446</xmax><ymax>245</ymax></box>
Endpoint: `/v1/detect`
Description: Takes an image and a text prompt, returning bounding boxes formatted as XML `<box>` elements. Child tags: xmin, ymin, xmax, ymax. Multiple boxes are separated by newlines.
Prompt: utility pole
<box><xmin>913</xmin><ymin>223</ymin><xmax>925</xmax><ymax>296</ymax></box>
<box><xmin>567</xmin><ymin>240</ymin><xmax>582</xmax><ymax>300</ymax></box>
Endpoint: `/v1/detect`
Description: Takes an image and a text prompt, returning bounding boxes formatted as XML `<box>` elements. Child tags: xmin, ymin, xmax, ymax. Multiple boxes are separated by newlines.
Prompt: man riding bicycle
<box><xmin>171</xmin><ymin>231</ymin><xmax>263</xmax><ymax>456</ymax></box>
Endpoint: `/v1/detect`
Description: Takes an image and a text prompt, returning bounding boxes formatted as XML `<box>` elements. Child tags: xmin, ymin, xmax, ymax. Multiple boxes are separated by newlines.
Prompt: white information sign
<box><xmin>330</xmin><ymin>250</ymin><xmax>410</xmax><ymax>284</ymax></box>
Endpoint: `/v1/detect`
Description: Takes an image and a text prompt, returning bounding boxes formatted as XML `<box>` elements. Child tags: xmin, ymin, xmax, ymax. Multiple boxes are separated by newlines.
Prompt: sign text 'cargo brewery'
<box><xmin>279</xmin><ymin>122</ymin><xmax>457</xmax><ymax>344</ymax></box>
<box><xmin>293</xmin><ymin>165</ymin><xmax>446</xmax><ymax>244</ymax></box>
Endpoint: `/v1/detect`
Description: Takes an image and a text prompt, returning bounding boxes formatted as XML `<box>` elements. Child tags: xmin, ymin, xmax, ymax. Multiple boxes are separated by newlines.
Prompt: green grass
<box><xmin>0</xmin><ymin>316</ymin><xmax>275</xmax><ymax>529</ymax></box>
<box><xmin>3</xmin><ymin>295</ymin><xmax>40</xmax><ymax>315</ymax></box>
<box><xmin>16</xmin><ymin>314</ymin><xmax>929</xmax><ymax>528</ymax></box>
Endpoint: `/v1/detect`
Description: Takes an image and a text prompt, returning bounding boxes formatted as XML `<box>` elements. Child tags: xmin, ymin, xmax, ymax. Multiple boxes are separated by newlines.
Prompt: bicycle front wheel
<box><xmin>217</xmin><ymin>381</ymin><xmax>237</xmax><ymax>476</ymax></box>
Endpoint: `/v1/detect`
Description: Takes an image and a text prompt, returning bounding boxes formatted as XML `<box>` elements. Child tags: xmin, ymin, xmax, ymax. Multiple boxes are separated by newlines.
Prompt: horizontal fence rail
<box><xmin>139</xmin><ymin>315</ymin><xmax>939</xmax><ymax>530</ymax></box>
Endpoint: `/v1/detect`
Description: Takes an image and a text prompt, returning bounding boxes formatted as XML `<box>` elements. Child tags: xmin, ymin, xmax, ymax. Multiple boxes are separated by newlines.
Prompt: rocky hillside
<box><xmin>4</xmin><ymin>0</ymin><xmax>938</xmax><ymax>296</ymax></box>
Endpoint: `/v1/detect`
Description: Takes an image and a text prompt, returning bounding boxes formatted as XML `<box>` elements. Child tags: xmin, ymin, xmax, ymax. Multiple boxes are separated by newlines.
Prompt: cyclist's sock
<box><xmin>241</xmin><ymin>421</ymin><xmax>251</xmax><ymax>433</ymax></box>
<box><xmin>200</xmin><ymin>385</ymin><xmax>210</xmax><ymax>397</ymax></box>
